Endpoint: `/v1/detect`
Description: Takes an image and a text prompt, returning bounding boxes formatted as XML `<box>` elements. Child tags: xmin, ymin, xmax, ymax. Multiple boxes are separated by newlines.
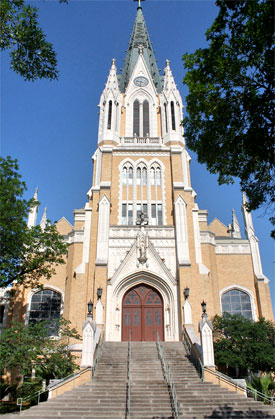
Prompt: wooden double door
<box><xmin>122</xmin><ymin>284</ymin><xmax>164</xmax><ymax>341</ymax></box>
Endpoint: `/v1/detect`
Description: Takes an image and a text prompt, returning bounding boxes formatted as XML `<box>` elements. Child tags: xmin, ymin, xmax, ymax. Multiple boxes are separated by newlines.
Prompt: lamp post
<box><xmin>97</xmin><ymin>287</ymin><xmax>103</xmax><ymax>300</ymax></box>
<box><xmin>184</xmin><ymin>287</ymin><xmax>190</xmax><ymax>300</ymax></box>
<box><xmin>87</xmin><ymin>300</ymin><xmax>93</xmax><ymax>318</ymax></box>
<box><xmin>201</xmin><ymin>300</ymin><xmax>207</xmax><ymax>314</ymax></box>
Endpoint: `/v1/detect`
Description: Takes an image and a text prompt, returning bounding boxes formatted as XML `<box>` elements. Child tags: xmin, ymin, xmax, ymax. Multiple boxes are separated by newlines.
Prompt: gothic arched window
<box><xmin>29</xmin><ymin>289</ymin><xmax>62</xmax><ymax>336</ymax></box>
<box><xmin>133</xmin><ymin>100</ymin><xmax>140</xmax><ymax>136</ymax></box>
<box><xmin>128</xmin><ymin>167</ymin><xmax>133</xmax><ymax>185</ymax></box>
<box><xmin>143</xmin><ymin>100</ymin><xmax>150</xmax><ymax>136</ymax></box>
<box><xmin>221</xmin><ymin>289</ymin><xmax>253</xmax><ymax>319</ymax></box>
<box><xmin>107</xmin><ymin>100</ymin><xmax>112</xmax><ymax>130</ymax></box>
<box><xmin>171</xmin><ymin>101</ymin><xmax>176</xmax><ymax>130</ymax></box>
<box><xmin>164</xmin><ymin>103</ymin><xmax>168</xmax><ymax>133</ymax></box>
<box><xmin>156</xmin><ymin>168</ymin><xmax>161</xmax><ymax>186</ymax></box>
<box><xmin>123</xmin><ymin>167</ymin><xmax>127</xmax><ymax>185</ymax></box>
<box><xmin>142</xmin><ymin>167</ymin><xmax>147</xmax><ymax>185</ymax></box>
<box><xmin>137</xmin><ymin>167</ymin><xmax>141</xmax><ymax>185</ymax></box>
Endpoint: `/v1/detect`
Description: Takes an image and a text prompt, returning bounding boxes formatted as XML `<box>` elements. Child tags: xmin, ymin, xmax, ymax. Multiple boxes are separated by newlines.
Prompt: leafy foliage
<box><xmin>213</xmin><ymin>313</ymin><xmax>275</xmax><ymax>375</ymax></box>
<box><xmin>0</xmin><ymin>318</ymin><xmax>81</xmax><ymax>381</ymax></box>
<box><xmin>0</xmin><ymin>156</ymin><xmax>68</xmax><ymax>288</ymax></box>
<box><xmin>0</xmin><ymin>0</ymin><xmax>67</xmax><ymax>81</ymax></box>
<box><xmin>247</xmin><ymin>373</ymin><xmax>275</xmax><ymax>402</ymax></box>
<box><xmin>182</xmin><ymin>0</ymin><xmax>275</xmax><ymax>232</ymax></box>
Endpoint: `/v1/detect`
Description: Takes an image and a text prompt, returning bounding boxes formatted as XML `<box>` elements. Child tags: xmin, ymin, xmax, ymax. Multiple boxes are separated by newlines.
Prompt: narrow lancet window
<box><xmin>171</xmin><ymin>101</ymin><xmax>176</xmax><ymax>130</ymax></box>
<box><xmin>133</xmin><ymin>100</ymin><xmax>140</xmax><ymax>136</ymax></box>
<box><xmin>143</xmin><ymin>100</ymin><xmax>150</xmax><ymax>136</ymax></box>
<box><xmin>107</xmin><ymin>100</ymin><xmax>112</xmax><ymax>130</ymax></box>
<box><xmin>142</xmin><ymin>168</ymin><xmax>147</xmax><ymax>185</ymax></box>
<box><xmin>164</xmin><ymin>103</ymin><xmax>168</xmax><ymax>133</ymax></box>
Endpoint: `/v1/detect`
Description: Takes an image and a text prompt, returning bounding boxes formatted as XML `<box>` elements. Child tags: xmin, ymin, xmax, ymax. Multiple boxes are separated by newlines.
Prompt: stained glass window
<box><xmin>221</xmin><ymin>289</ymin><xmax>252</xmax><ymax>319</ymax></box>
<box><xmin>29</xmin><ymin>290</ymin><xmax>61</xmax><ymax>336</ymax></box>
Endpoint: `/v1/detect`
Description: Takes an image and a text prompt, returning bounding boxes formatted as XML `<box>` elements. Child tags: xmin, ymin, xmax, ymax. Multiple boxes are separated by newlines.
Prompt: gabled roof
<box><xmin>118</xmin><ymin>7</ymin><xmax>163</xmax><ymax>93</ymax></box>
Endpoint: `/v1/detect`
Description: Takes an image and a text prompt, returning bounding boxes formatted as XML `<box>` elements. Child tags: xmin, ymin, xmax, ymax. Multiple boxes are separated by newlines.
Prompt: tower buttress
<box><xmin>242</xmin><ymin>193</ymin><xmax>267</xmax><ymax>281</ymax></box>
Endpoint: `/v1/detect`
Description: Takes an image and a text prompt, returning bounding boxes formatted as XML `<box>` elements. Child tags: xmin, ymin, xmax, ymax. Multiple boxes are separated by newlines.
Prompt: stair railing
<box><xmin>156</xmin><ymin>333</ymin><xmax>179</xmax><ymax>418</ymax></box>
<box><xmin>92</xmin><ymin>331</ymin><xmax>105</xmax><ymax>380</ymax></box>
<box><xmin>125</xmin><ymin>330</ymin><xmax>132</xmax><ymax>418</ymax></box>
<box><xmin>182</xmin><ymin>328</ymin><xmax>204</xmax><ymax>381</ymax></box>
<box><xmin>204</xmin><ymin>367</ymin><xmax>275</xmax><ymax>406</ymax></box>
<box><xmin>17</xmin><ymin>388</ymin><xmax>48</xmax><ymax>415</ymax></box>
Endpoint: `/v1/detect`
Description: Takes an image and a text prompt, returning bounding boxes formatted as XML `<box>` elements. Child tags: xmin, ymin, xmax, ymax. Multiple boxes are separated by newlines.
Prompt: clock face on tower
<box><xmin>134</xmin><ymin>76</ymin><xmax>149</xmax><ymax>87</ymax></box>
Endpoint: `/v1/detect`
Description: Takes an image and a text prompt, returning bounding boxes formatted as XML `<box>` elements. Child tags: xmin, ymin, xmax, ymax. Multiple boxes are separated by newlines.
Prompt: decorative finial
<box><xmin>112</xmin><ymin>58</ymin><xmax>116</xmax><ymax>66</ymax></box>
<box><xmin>166</xmin><ymin>59</ymin><xmax>170</xmax><ymax>67</ymax></box>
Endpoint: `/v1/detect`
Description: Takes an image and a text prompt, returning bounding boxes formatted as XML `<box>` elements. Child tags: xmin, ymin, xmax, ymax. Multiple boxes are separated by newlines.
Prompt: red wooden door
<box><xmin>122</xmin><ymin>284</ymin><xmax>164</xmax><ymax>341</ymax></box>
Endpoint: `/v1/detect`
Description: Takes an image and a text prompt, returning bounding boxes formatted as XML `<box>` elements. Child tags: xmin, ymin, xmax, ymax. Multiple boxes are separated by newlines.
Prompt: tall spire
<box><xmin>119</xmin><ymin>7</ymin><xmax>162</xmax><ymax>93</ymax></box>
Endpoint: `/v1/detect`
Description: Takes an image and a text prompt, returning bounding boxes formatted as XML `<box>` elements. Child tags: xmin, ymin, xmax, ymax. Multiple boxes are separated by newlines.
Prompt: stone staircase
<box><xmin>3</xmin><ymin>341</ymin><xmax>275</xmax><ymax>418</ymax></box>
<box><xmin>163</xmin><ymin>341</ymin><xmax>275</xmax><ymax>418</ymax></box>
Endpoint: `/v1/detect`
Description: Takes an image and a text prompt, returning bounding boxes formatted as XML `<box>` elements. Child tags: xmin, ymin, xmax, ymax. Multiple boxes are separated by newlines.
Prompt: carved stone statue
<box><xmin>137</xmin><ymin>226</ymin><xmax>148</xmax><ymax>264</ymax></box>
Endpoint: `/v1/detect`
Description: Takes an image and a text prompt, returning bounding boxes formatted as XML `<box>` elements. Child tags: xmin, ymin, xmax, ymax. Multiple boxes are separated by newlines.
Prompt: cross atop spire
<box><xmin>134</xmin><ymin>0</ymin><xmax>145</xmax><ymax>9</ymax></box>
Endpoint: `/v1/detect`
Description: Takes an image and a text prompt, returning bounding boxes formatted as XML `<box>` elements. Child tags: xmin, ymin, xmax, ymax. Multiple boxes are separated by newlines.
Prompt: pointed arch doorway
<box><xmin>122</xmin><ymin>284</ymin><xmax>164</xmax><ymax>341</ymax></box>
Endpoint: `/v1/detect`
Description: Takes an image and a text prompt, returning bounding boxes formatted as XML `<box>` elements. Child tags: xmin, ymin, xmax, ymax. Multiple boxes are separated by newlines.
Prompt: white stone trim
<box><xmin>174</xmin><ymin>195</ymin><xmax>190</xmax><ymax>265</ymax></box>
<box><xmin>96</xmin><ymin>195</ymin><xmax>110</xmax><ymax>265</ymax></box>
<box><xmin>200</xmin><ymin>231</ymin><xmax>216</xmax><ymax>245</ymax></box>
<box><xmin>192</xmin><ymin>205</ymin><xmax>210</xmax><ymax>274</ymax></box>
<box><xmin>219</xmin><ymin>285</ymin><xmax>257</xmax><ymax>321</ymax></box>
<box><xmin>75</xmin><ymin>203</ymin><xmax>92</xmax><ymax>274</ymax></box>
<box><xmin>106</xmin><ymin>271</ymin><xmax>179</xmax><ymax>342</ymax></box>
<box><xmin>215</xmin><ymin>243</ymin><xmax>251</xmax><ymax>254</ymax></box>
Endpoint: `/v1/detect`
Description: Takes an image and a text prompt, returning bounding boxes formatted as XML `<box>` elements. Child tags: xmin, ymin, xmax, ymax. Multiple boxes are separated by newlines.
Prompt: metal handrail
<box><xmin>92</xmin><ymin>331</ymin><xmax>105</xmax><ymax>380</ymax></box>
<box><xmin>125</xmin><ymin>330</ymin><xmax>131</xmax><ymax>418</ymax></box>
<box><xmin>183</xmin><ymin>329</ymin><xmax>274</xmax><ymax>406</ymax></box>
<box><xmin>156</xmin><ymin>333</ymin><xmax>179</xmax><ymax>418</ymax></box>
<box><xmin>204</xmin><ymin>367</ymin><xmax>275</xmax><ymax>406</ymax></box>
<box><xmin>182</xmin><ymin>328</ymin><xmax>204</xmax><ymax>381</ymax></box>
<box><xmin>17</xmin><ymin>388</ymin><xmax>48</xmax><ymax>414</ymax></box>
<box><xmin>17</xmin><ymin>331</ymin><xmax>105</xmax><ymax>414</ymax></box>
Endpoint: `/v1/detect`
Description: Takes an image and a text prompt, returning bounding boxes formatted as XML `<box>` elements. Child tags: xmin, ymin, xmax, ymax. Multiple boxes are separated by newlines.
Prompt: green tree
<box><xmin>213</xmin><ymin>313</ymin><xmax>275</xmax><ymax>377</ymax></box>
<box><xmin>0</xmin><ymin>318</ymin><xmax>81</xmax><ymax>382</ymax></box>
<box><xmin>0</xmin><ymin>0</ymin><xmax>67</xmax><ymax>81</ymax></box>
<box><xmin>182</xmin><ymin>0</ymin><xmax>275</xmax><ymax>233</ymax></box>
<box><xmin>0</xmin><ymin>156</ymin><xmax>68</xmax><ymax>288</ymax></box>
<box><xmin>247</xmin><ymin>373</ymin><xmax>275</xmax><ymax>402</ymax></box>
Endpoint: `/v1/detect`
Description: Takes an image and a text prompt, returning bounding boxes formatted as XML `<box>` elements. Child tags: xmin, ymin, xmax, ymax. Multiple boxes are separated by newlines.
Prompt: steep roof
<box><xmin>118</xmin><ymin>7</ymin><xmax>163</xmax><ymax>93</ymax></box>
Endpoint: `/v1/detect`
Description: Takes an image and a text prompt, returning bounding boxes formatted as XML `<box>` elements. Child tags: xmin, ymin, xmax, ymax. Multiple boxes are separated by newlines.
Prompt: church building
<box><xmin>2</xmin><ymin>6</ymin><xmax>273</xmax><ymax>350</ymax></box>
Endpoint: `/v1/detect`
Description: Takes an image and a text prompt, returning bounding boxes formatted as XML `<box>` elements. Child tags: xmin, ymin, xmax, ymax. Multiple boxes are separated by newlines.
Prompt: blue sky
<box><xmin>1</xmin><ymin>0</ymin><xmax>274</xmax><ymax>314</ymax></box>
